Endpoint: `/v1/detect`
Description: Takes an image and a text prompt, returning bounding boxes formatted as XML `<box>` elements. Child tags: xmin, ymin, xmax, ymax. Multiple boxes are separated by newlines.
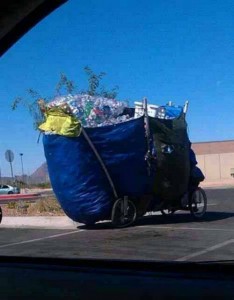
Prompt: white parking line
<box><xmin>0</xmin><ymin>230</ymin><xmax>83</xmax><ymax>249</ymax></box>
<box><xmin>175</xmin><ymin>238</ymin><xmax>234</xmax><ymax>261</ymax></box>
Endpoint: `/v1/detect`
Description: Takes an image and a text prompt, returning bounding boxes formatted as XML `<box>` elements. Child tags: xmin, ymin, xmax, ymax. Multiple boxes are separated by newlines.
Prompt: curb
<box><xmin>201</xmin><ymin>184</ymin><xmax>234</xmax><ymax>189</ymax></box>
<box><xmin>203</xmin><ymin>186</ymin><xmax>234</xmax><ymax>190</ymax></box>
<box><xmin>0</xmin><ymin>216</ymin><xmax>79</xmax><ymax>229</ymax></box>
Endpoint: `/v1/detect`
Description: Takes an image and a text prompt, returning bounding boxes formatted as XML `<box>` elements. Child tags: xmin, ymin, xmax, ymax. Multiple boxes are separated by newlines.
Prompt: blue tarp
<box><xmin>162</xmin><ymin>105</ymin><xmax>183</xmax><ymax>118</ymax></box>
<box><xmin>43</xmin><ymin>116</ymin><xmax>151</xmax><ymax>224</ymax></box>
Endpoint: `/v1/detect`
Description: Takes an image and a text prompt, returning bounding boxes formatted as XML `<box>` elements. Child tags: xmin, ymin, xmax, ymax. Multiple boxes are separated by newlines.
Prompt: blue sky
<box><xmin>0</xmin><ymin>0</ymin><xmax>234</xmax><ymax>176</ymax></box>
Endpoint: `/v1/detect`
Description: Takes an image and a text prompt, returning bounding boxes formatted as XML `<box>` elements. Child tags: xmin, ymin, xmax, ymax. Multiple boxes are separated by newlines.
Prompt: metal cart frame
<box><xmin>82</xmin><ymin>99</ymin><xmax>207</xmax><ymax>228</ymax></box>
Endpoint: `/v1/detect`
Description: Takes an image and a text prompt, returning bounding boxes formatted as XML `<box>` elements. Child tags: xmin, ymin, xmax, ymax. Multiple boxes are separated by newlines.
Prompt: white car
<box><xmin>0</xmin><ymin>185</ymin><xmax>20</xmax><ymax>195</ymax></box>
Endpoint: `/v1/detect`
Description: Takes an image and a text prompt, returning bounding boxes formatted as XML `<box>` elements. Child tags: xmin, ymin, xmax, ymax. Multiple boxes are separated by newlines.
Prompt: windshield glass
<box><xmin>0</xmin><ymin>0</ymin><xmax>234</xmax><ymax>263</ymax></box>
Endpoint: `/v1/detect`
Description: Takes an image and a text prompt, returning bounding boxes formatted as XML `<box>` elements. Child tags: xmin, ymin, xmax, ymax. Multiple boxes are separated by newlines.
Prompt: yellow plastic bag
<box><xmin>39</xmin><ymin>108</ymin><xmax>81</xmax><ymax>137</ymax></box>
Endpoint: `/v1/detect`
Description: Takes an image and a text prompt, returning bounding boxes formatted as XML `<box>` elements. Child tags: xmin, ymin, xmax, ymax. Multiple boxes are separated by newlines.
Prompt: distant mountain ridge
<box><xmin>0</xmin><ymin>163</ymin><xmax>49</xmax><ymax>185</ymax></box>
<box><xmin>30</xmin><ymin>162</ymin><xmax>49</xmax><ymax>183</ymax></box>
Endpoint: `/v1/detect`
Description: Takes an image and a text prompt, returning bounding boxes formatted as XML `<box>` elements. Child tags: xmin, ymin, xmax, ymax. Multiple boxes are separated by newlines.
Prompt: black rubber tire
<box><xmin>8</xmin><ymin>191</ymin><xmax>13</xmax><ymax>194</ymax></box>
<box><xmin>189</xmin><ymin>187</ymin><xmax>207</xmax><ymax>219</ymax></box>
<box><xmin>0</xmin><ymin>206</ymin><xmax>2</xmax><ymax>224</ymax></box>
<box><xmin>111</xmin><ymin>198</ymin><xmax>137</xmax><ymax>228</ymax></box>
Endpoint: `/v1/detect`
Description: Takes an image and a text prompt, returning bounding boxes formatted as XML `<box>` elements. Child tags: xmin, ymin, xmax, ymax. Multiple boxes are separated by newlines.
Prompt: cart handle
<box><xmin>82</xmin><ymin>128</ymin><xmax>118</xmax><ymax>199</ymax></box>
<box><xmin>143</xmin><ymin>97</ymin><xmax>151</xmax><ymax>176</ymax></box>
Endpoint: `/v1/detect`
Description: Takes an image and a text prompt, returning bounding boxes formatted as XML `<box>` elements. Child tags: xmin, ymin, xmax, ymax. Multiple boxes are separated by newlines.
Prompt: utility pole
<box><xmin>19</xmin><ymin>153</ymin><xmax>25</xmax><ymax>191</ymax></box>
<box><xmin>19</xmin><ymin>153</ymin><xmax>24</xmax><ymax>178</ymax></box>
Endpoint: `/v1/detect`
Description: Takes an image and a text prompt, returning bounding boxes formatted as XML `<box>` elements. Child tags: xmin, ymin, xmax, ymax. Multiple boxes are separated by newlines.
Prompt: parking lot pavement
<box><xmin>0</xmin><ymin>188</ymin><xmax>234</xmax><ymax>262</ymax></box>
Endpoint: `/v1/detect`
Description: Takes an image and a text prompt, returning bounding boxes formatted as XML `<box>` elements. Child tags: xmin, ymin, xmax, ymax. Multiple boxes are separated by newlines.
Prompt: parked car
<box><xmin>0</xmin><ymin>185</ymin><xmax>20</xmax><ymax>195</ymax></box>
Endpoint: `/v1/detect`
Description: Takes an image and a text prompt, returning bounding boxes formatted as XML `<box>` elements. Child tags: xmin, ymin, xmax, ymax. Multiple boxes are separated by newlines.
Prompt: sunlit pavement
<box><xmin>0</xmin><ymin>188</ymin><xmax>234</xmax><ymax>262</ymax></box>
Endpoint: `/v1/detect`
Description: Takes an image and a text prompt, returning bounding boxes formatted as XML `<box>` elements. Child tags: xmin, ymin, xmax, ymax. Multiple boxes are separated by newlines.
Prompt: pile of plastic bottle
<box><xmin>46</xmin><ymin>94</ymin><xmax>131</xmax><ymax>127</ymax></box>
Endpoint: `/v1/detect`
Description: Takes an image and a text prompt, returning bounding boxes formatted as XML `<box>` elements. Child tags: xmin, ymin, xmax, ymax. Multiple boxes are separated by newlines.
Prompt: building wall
<box><xmin>196</xmin><ymin>152</ymin><xmax>234</xmax><ymax>180</ymax></box>
<box><xmin>192</xmin><ymin>140</ymin><xmax>234</xmax><ymax>155</ymax></box>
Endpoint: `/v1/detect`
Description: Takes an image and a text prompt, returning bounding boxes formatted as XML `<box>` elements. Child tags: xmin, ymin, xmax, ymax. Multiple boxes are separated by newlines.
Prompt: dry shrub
<box><xmin>27</xmin><ymin>196</ymin><xmax>64</xmax><ymax>215</ymax></box>
<box><xmin>7</xmin><ymin>202</ymin><xmax>17</xmax><ymax>209</ymax></box>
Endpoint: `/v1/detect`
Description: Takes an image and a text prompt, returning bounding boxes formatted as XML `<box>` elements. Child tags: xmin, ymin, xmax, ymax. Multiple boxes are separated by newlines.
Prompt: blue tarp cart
<box><xmin>43</xmin><ymin>100</ymin><xmax>207</xmax><ymax>228</ymax></box>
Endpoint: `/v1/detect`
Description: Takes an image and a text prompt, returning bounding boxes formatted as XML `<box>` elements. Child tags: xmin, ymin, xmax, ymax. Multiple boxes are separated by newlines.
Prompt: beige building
<box><xmin>192</xmin><ymin>140</ymin><xmax>234</xmax><ymax>181</ymax></box>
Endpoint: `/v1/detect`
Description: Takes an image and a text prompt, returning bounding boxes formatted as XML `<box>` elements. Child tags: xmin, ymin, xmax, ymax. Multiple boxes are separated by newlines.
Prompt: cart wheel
<box><xmin>111</xmin><ymin>198</ymin><xmax>137</xmax><ymax>228</ymax></box>
<box><xmin>189</xmin><ymin>187</ymin><xmax>207</xmax><ymax>219</ymax></box>
<box><xmin>0</xmin><ymin>206</ymin><xmax>2</xmax><ymax>224</ymax></box>
<box><xmin>160</xmin><ymin>209</ymin><xmax>175</xmax><ymax>216</ymax></box>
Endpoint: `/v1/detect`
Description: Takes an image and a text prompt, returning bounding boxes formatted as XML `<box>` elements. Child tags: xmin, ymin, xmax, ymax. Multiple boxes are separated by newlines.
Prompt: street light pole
<box><xmin>19</xmin><ymin>153</ymin><xmax>24</xmax><ymax>180</ymax></box>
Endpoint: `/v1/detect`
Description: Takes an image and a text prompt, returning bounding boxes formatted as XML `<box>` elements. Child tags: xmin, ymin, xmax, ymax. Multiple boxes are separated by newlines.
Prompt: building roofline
<box><xmin>192</xmin><ymin>139</ymin><xmax>234</xmax><ymax>145</ymax></box>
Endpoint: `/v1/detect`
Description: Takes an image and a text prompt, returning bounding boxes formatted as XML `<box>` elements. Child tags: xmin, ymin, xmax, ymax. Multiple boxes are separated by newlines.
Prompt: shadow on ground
<box><xmin>136</xmin><ymin>211</ymin><xmax>234</xmax><ymax>226</ymax></box>
<box><xmin>77</xmin><ymin>211</ymin><xmax>234</xmax><ymax>230</ymax></box>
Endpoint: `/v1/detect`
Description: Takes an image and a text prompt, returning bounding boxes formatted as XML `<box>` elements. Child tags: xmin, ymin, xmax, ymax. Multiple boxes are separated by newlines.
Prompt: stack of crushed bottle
<box><xmin>46</xmin><ymin>94</ymin><xmax>132</xmax><ymax>127</ymax></box>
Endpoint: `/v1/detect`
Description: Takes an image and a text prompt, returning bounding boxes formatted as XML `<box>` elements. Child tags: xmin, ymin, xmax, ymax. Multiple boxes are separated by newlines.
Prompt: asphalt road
<box><xmin>0</xmin><ymin>187</ymin><xmax>234</xmax><ymax>262</ymax></box>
